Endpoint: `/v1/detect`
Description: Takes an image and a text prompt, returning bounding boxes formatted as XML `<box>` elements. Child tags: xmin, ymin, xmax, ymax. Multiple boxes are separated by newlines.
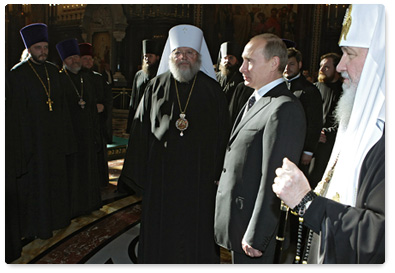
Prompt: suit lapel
<box><xmin>231</xmin><ymin>104</ymin><xmax>246</xmax><ymax>133</ymax></box>
<box><xmin>228</xmin><ymin>82</ymin><xmax>288</xmax><ymax>145</ymax></box>
<box><xmin>229</xmin><ymin>95</ymin><xmax>272</xmax><ymax>144</ymax></box>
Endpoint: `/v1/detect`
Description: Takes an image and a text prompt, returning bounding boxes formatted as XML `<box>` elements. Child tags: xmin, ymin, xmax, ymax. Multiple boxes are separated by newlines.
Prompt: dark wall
<box><xmin>122</xmin><ymin>17</ymin><xmax>191</xmax><ymax>86</ymax></box>
<box><xmin>5</xmin><ymin>4</ymin><xmax>346</xmax><ymax>81</ymax></box>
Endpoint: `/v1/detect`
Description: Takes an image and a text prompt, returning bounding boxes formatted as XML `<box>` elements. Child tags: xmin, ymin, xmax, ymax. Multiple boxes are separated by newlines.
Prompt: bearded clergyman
<box><xmin>119</xmin><ymin>24</ymin><xmax>230</xmax><ymax>263</ymax></box>
<box><xmin>308</xmin><ymin>53</ymin><xmax>343</xmax><ymax>188</ymax></box>
<box><xmin>273</xmin><ymin>4</ymin><xmax>385</xmax><ymax>263</ymax></box>
<box><xmin>126</xmin><ymin>39</ymin><xmax>161</xmax><ymax>133</ymax></box>
<box><xmin>7</xmin><ymin>24</ymin><xmax>76</xmax><ymax>253</ymax></box>
<box><xmin>216</xmin><ymin>41</ymin><xmax>244</xmax><ymax>104</ymax></box>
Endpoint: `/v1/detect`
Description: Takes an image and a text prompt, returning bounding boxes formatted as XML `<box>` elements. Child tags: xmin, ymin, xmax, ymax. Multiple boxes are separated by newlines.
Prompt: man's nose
<box><xmin>239</xmin><ymin>61</ymin><xmax>246</xmax><ymax>73</ymax></box>
<box><xmin>336</xmin><ymin>55</ymin><xmax>346</xmax><ymax>73</ymax></box>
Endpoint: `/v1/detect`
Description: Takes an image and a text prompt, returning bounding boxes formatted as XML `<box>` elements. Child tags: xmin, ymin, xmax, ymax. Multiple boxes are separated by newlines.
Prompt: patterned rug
<box><xmin>24</xmin><ymin>158</ymin><xmax>231</xmax><ymax>264</ymax></box>
<box><xmin>29</xmin><ymin>201</ymin><xmax>142</xmax><ymax>264</ymax></box>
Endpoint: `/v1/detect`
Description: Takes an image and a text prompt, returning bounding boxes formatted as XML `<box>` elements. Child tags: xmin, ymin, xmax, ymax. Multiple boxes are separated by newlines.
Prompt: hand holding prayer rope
<box><xmin>242</xmin><ymin>238</ymin><xmax>262</xmax><ymax>258</ymax></box>
<box><xmin>273</xmin><ymin>158</ymin><xmax>311</xmax><ymax>209</ymax></box>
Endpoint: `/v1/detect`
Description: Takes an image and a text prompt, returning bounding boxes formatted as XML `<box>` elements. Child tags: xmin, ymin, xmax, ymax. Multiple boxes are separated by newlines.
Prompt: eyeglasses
<box><xmin>172</xmin><ymin>50</ymin><xmax>197</xmax><ymax>59</ymax></box>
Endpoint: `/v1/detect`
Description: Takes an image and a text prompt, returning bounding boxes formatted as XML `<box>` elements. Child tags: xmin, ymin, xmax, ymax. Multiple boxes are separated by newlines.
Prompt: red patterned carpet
<box><xmin>12</xmin><ymin>158</ymin><xmax>232</xmax><ymax>264</ymax></box>
<box><xmin>29</xmin><ymin>202</ymin><xmax>142</xmax><ymax>264</ymax></box>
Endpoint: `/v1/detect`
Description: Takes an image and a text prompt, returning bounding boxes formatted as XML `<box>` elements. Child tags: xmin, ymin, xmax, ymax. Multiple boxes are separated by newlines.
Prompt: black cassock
<box><xmin>5</xmin><ymin>73</ymin><xmax>24</xmax><ymax>262</ymax></box>
<box><xmin>121</xmin><ymin>71</ymin><xmax>230</xmax><ymax>263</ymax></box>
<box><xmin>126</xmin><ymin>70</ymin><xmax>155</xmax><ymax>133</ymax></box>
<box><xmin>84</xmin><ymin>69</ymin><xmax>113</xmax><ymax>187</ymax></box>
<box><xmin>8</xmin><ymin>61</ymin><xmax>76</xmax><ymax>240</ymax></box>
<box><xmin>305</xmin><ymin>128</ymin><xmax>385</xmax><ymax>263</ymax></box>
<box><xmin>216</xmin><ymin>70</ymin><xmax>244</xmax><ymax>105</ymax></box>
<box><xmin>59</xmin><ymin>69</ymin><xmax>102</xmax><ymax>218</ymax></box>
<box><xmin>308</xmin><ymin>80</ymin><xmax>343</xmax><ymax>188</ymax></box>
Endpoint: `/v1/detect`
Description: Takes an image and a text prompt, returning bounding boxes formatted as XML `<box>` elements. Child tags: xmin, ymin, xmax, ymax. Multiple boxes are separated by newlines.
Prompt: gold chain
<box><xmin>28</xmin><ymin>60</ymin><xmax>53</xmax><ymax>111</ymax></box>
<box><xmin>64</xmin><ymin>69</ymin><xmax>84</xmax><ymax>99</ymax></box>
<box><xmin>174</xmin><ymin>74</ymin><xmax>197</xmax><ymax>114</ymax></box>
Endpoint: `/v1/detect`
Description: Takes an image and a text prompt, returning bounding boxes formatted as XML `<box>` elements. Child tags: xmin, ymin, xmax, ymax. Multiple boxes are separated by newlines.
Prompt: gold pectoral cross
<box><xmin>46</xmin><ymin>97</ymin><xmax>54</xmax><ymax>111</ymax></box>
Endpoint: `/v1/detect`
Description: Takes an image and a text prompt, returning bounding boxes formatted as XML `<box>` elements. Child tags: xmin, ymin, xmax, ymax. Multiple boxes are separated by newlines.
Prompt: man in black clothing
<box><xmin>283</xmin><ymin>47</ymin><xmax>323</xmax><ymax>258</ymax></box>
<box><xmin>79</xmin><ymin>43</ymin><xmax>113</xmax><ymax>188</ymax></box>
<box><xmin>126</xmin><ymin>39</ymin><xmax>161</xmax><ymax>133</ymax></box>
<box><xmin>119</xmin><ymin>39</ymin><xmax>161</xmax><ymax>193</ymax></box>
<box><xmin>308</xmin><ymin>53</ymin><xmax>343</xmax><ymax>188</ymax></box>
<box><xmin>216</xmin><ymin>41</ymin><xmax>244</xmax><ymax>104</ymax></box>
<box><xmin>120</xmin><ymin>24</ymin><xmax>230</xmax><ymax>263</ymax></box>
<box><xmin>228</xmin><ymin>82</ymin><xmax>253</xmax><ymax>126</ymax></box>
<box><xmin>5</xmin><ymin>76</ymin><xmax>23</xmax><ymax>263</ymax></box>
<box><xmin>7</xmin><ymin>24</ymin><xmax>75</xmax><ymax>250</ymax></box>
<box><xmin>273</xmin><ymin>4</ymin><xmax>385</xmax><ymax>264</ymax></box>
<box><xmin>284</xmin><ymin>47</ymin><xmax>323</xmax><ymax>176</ymax></box>
<box><xmin>57</xmin><ymin>39</ymin><xmax>102</xmax><ymax>218</ymax></box>
<box><xmin>227</xmin><ymin>39</ymin><xmax>296</xmax><ymax>127</ymax></box>
<box><xmin>214</xmin><ymin>33</ymin><xmax>305</xmax><ymax>264</ymax></box>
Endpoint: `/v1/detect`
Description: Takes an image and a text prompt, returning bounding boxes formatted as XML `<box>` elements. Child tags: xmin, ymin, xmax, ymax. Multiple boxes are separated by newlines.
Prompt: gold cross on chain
<box><xmin>46</xmin><ymin>97</ymin><xmax>54</xmax><ymax>111</ymax></box>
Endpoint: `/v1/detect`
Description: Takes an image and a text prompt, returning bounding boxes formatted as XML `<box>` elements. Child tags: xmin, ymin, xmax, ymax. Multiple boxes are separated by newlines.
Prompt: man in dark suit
<box><xmin>214</xmin><ymin>33</ymin><xmax>306</xmax><ymax>264</ymax></box>
<box><xmin>283</xmin><ymin>47</ymin><xmax>323</xmax><ymax>176</ymax></box>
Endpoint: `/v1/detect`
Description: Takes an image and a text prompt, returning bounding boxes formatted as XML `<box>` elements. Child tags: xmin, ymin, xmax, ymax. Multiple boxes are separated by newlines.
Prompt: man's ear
<box><xmin>298</xmin><ymin>61</ymin><xmax>303</xmax><ymax>70</ymax></box>
<box><xmin>271</xmin><ymin>56</ymin><xmax>280</xmax><ymax>72</ymax></box>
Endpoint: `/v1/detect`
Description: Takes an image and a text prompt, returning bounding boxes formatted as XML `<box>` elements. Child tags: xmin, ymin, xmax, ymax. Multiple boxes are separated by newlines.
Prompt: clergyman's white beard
<box><xmin>169</xmin><ymin>56</ymin><xmax>201</xmax><ymax>83</ymax></box>
<box><xmin>334</xmin><ymin>72</ymin><xmax>358</xmax><ymax>129</ymax></box>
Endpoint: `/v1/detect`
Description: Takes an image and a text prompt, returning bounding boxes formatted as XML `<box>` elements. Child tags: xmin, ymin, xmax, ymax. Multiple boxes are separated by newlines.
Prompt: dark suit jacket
<box><xmin>214</xmin><ymin>81</ymin><xmax>306</xmax><ymax>262</ymax></box>
<box><xmin>288</xmin><ymin>74</ymin><xmax>323</xmax><ymax>154</ymax></box>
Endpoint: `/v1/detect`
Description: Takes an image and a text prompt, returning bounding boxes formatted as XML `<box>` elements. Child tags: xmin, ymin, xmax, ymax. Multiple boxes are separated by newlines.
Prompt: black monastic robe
<box><xmin>85</xmin><ymin>69</ymin><xmax>113</xmax><ymax>187</ymax></box>
<box><xmin>121</xmin><ymin>71</ymin><xmax>230</xmax><ymax>263</ymax></box>
<box><xmin>5</xmin><ymin>74</ymin><xmax>25</xmax><ymax>262</ymax></box>
<box><xmin>305</xmin><ymin>129</ymin><xmax>385</xmax><ymax>263</ymax></box>
<box><xmin>216</xmin><ymin>69</ymin><xmax>244</xmax><ymax>104</ymax></box>
<box><xmin>126</xmin><ymin>70</ymin><xmax>156</xmax><ymax>133</ymax></box>
<box><xmin>308</xmin><ymin>80</ymin><xmax>343</xmax><ymax>188</ymax></box>
<box><xmin>8</xmin><ymin>60</ymin><xmax>76</xmax><ymax>240</ymax></box>
<box><xmin>59</xmin><ymin>69</ymin><xmax>102</xmax><ymax>218</ymax></box>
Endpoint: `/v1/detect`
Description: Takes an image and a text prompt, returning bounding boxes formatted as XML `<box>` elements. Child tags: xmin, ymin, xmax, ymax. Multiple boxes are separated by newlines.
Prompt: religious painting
<box><xmin>214</xmin><ymin>4</ymin><xmax>298</xmax><ymax>47</ymax></box>
<box><xmin>92</xmin><ymin>31</ymin><xmax>111</xmax><ymax>73</ymax></box>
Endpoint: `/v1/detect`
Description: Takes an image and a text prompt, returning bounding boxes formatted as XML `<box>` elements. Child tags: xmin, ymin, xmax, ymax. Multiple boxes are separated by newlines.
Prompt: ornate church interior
<box><xmin>5</xmin><ymin>3</ymin><xmax>348</xmax><ymax>264</ymax></box>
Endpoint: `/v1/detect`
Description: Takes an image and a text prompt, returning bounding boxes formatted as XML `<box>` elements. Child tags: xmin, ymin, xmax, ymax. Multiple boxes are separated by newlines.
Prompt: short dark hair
<box><xmin>320</xmin><ymin>52</ymin><xmax>341</xmax><ymax>68</ymax></box>
<box><xmin>287</xmin><ymin>47</ymin><xmax>302</xmax><ymax>63</ymax></box>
